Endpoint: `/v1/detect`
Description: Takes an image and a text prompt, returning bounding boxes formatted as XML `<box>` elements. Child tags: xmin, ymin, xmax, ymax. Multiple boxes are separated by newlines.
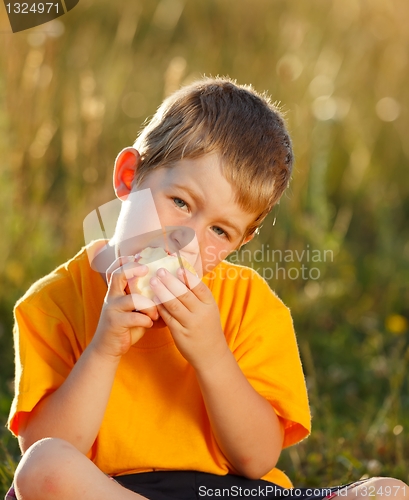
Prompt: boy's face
<box><xmin>113</xmin><ymin>149</ymin><xmax>256</xmax><ymax>275</ymax></box>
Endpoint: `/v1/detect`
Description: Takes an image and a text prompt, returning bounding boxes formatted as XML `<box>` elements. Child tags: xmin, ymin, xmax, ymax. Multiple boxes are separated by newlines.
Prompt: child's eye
<box><xmin>173</xmin><ymin>197</ymin><xmax>189</xmax><ymax>210</ymax></box>
<box><xmin>212</xmin><ymin>226</ymin><xmax>229</xmax><ymax>239</ymax></box>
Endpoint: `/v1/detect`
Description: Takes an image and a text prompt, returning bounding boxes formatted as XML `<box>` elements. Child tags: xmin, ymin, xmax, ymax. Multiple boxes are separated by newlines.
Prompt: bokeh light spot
<box><xmin>376</xmin><ymin>97</ymin><xmax>400</xmax><ymax>122</ymax></box>
<box><xmin>312</xmin><ymin>96</ymin><xmax>337</xmax><ymax>121</ymax></box>
<box><xmin>309</xmin><ymin>75</ymin><xmax>334</xmax><ymax>98</ymax></box>
<box><xmin>393</xmin><ymin>425</ymin><xmax>403</xmax><ymax>436</ymax></box>
<box><xmin>83</xmin><ymin>167</ymin><xmax>99</xmax><ymax>184</ymax></box>
<box><xmin>276</xmin><ymin>54</ymin><xmax>303</xmax><ymax>82</ymax></box>
<box><xmin>385</xmin><ymin>314</ymin><xmax>408</xmax><ymax>334</ymax></box>
<box><xmin>121</xmin><ymin>92</ymin><xmax>147</xmax><ymax>119</ymax></box>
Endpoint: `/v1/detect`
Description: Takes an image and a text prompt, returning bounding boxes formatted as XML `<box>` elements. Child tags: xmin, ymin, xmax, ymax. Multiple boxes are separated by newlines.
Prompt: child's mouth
<box><xmin>141</xmin><ymin>246</ymin><xmax>177</xmax><ymax>258</ymax></box>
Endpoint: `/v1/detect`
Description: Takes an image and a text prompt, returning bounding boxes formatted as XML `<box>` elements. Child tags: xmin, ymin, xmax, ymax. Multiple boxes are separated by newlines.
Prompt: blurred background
<box><xmin>0</xmin><ymin>0</ymin><xmax>408</xmax><ymax>494</ymax></box>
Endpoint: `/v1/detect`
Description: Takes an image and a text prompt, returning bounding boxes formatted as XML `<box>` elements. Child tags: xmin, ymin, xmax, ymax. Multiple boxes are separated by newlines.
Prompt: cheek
<box><xmin>200</xmin><ymin>242</ymin><xmax>231</xmax><ymax>271</ymax></box>
<box><xmin>154</xmin><ymin>197</ymin><xmax>186</xmax><ymax>226</ymax></box>
<box><xmin>151</xmin><ymin>198</ymin><xmax>168</xmax><ymax>222</ymax></box>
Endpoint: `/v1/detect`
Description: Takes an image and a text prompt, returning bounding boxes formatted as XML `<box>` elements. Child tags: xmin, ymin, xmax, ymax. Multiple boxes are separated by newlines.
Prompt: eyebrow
<box><xmin>172</xmin><ymin>183</ymin><xmax>243</xmax><ymax>238</ymax></box>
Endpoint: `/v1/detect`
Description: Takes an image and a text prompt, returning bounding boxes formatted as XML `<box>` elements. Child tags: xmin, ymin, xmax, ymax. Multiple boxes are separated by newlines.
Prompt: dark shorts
<box><xmin>113</xmin><ymin>471</ymin><xmax>368</xmax><ymax>500</ymax></box>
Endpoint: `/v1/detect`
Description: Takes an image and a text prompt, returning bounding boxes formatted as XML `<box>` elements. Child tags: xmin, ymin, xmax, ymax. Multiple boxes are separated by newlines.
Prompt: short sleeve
<box><xmin>8</xmin><ymin>300</ymin><xmax>77</xmax><ymax>436</ymax></box>
<box><xmin>231</xmin><ymin>270</ymin><xmax>311</xmax><ymax>448</ymax></box>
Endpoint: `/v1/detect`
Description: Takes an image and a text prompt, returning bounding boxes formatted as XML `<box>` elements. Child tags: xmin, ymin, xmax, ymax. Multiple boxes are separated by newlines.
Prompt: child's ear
<box><xmin>113</xmin><ymin>147</ymin><xmax>141</xmax><ymax>200</ymax></box>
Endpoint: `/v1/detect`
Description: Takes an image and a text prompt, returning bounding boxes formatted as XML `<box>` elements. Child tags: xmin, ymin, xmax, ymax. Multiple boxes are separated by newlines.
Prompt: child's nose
<box><xmin>167</xmin><ymin>226</ymin><xmax>202</xmax><ymax>275</ymax></box>
<box><xmin>166</xmin><ymin>226</ymin><xmax>197</xmax><ymax>253</ymax></box>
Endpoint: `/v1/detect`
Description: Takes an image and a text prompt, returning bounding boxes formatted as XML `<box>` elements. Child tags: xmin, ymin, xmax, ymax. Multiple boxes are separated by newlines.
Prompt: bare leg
<box><xmin>14</xmin><ymin>438</ymin><xmax>149</xmax><ymax>500</ymax></box>
<box><xmin>334</xmin><ymin>477</ymin><xmax>409</xmax><ymax>500</ymax></box>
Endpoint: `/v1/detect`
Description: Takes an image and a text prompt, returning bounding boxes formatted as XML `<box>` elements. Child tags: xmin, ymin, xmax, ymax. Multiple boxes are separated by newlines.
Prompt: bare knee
<box><xmin>14</xmin><ymin>438</ymin><xmax>79</xmax><ymax>500</ymax></box>
<box><xmin>351</xmin><ymin>477</ymin><xmax>409</xmax><ymax>500</ymax></box>
<box><xmin>370</xmin><ymin>478</ymin><xmax>408</xmax><ymax>499</ymax></box>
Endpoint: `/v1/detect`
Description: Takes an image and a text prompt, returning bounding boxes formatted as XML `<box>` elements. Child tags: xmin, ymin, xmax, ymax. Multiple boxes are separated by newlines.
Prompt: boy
<box><xmin>6</xmin><ymin>78</ymin><xmax>408</xmax><ymax>500</ymax></box>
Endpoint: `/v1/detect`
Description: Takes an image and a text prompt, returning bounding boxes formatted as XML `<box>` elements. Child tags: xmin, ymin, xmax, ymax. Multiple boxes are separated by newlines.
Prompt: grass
<box><xmin>0</xmin><ymin>429</ymin><xmax>18</xmax><ymax>495</ymax></box>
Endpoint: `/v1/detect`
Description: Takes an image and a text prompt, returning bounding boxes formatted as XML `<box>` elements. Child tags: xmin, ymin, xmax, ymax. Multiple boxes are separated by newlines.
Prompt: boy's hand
<box><xmin>91</xmin><ymin>256</ymin><xmax>159</xmax><ymax>360</ymax></box>
<box><xmin>150</xmin><ymin>267</ymin><xmax>229</xmax><ymax>372</ymax></box>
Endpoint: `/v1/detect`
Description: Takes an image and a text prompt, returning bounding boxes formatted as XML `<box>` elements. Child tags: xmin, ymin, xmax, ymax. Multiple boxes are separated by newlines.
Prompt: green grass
<box><xmin>0</xmin><ymin>428</ymin><xmax>18</xmax><ymax>495</ymax></box>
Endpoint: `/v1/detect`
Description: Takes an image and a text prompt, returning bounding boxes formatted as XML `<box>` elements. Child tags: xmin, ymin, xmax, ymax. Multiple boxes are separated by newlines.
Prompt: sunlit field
<box><xmin>1</xmin><ymin>0</ymin><xmax>408</xmax><ymax>495</ymax></box>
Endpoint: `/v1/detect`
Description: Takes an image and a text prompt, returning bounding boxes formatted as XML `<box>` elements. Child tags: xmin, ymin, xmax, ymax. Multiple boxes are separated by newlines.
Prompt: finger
<box><xmin>178</xmin><ymin>266</ymin><xmax>202</xmax><ymax>290</ymax></box>
<box><xmin>150</xmin><ymin>276</ymin><xmax>189</xmax><ymax>326</ymax></box>
<box><xmin>149</xmin><ymin>275</ymin><xmax>177</xmax><ymax>305</ymax></box>
<box><xmin>129</xmin><ymin>294</ymin><xmax>159</xmax><ymax>321</ymax></box>
<box><xmin>125</xmin><ymin>312</ymin><xmax>153</xmax><ymax>345</ymax></box>
<box><xmin>154</xmin><ymin>301</ymin><xmax>175</xmax><ymax>328</ymax></box>
<box><xmin>177</xmin><ymin>268</ymin><xmax>212</xmax><ymax>303</ymax></box>
<box><xmin>123</xmin><ymin>311</ymin><xmax>153</xmax><ymax>330</ymax></box>
<box><xmin>108</xmin><ymin>262</ymin><xmax>148</xmax><ymax>297</ymax></box>
<box><xmin>106</xmin><ymin>255</ymin><xmax>138</xmax><ymax>282</ymax></box>
<box><xmin>154</xmin><ymin>267</ymin><xmax>197</xmax><ymax>312</ymax></box>
<box><xmin>123</xmin><ymin>265</ymin><xmax>159</xmax><ymax>320</ymax></box>
<box><xmin>117</xmin><ymin>294</ymin><xmax>158</xmax><ymax>321</ymax></box>
<box><xmin>156</xmin><ymin>268</ymin><xmax>189</xmax><ymax>297</ymax></box>
<box><xmin>106</xmin><ymin>255</ymin><xmax>137</xmax><ymax>288</ymax></box>
<box><xmin>151</xmin><ymin>280</ymin><xmax>188</xmax><ymax>326</ymax></box>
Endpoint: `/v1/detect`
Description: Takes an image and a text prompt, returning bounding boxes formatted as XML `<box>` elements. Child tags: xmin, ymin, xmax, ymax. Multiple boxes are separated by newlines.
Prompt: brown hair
<box><xmin>133</xmin><ymin>76</ymin><xmax>293</xmax><ymax>239</ymax></box>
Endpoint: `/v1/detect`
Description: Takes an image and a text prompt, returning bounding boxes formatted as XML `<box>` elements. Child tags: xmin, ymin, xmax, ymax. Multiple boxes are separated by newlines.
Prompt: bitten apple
<box><xmin>130</xmin><ymin>246</ymin><xmax>197</xmax><ymax>299</ymax></box>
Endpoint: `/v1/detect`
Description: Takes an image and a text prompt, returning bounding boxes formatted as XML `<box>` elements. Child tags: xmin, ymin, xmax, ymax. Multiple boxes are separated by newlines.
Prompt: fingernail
<box><xmin>130</xmin><ymin>265</ymin><xmax>147</xmax><ymax>278</ymax></box>
<box><xmin>156</xmin><ymin>268</ymin><xmax>166</xmax><ymax>277</ymax></box>
<box><xmin>150</xmin><ymin>277</ymin><xmax>158</xmax><ymax>286</ymax></box>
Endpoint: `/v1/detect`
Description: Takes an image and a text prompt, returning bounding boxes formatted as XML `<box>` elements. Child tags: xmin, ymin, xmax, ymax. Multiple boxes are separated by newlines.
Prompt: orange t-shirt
<box><xmin>8</xmin><ymin>242</ymin><xmax>311</xmax><ymax>488</ymax></box>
